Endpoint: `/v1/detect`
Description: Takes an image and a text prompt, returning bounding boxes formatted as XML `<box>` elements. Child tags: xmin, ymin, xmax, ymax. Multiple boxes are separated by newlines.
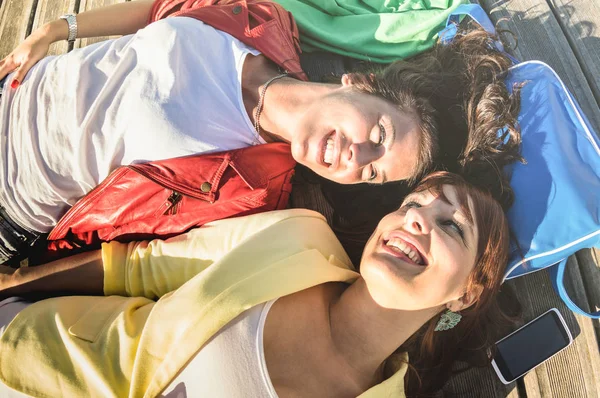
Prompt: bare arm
<box><xmin>0</xmin><ymin>250</ymin><xmax>104</xmax><ymax>298</ymax></box>
<box><xmin>0</xmin><ymin>0</ymin><xmax>155</xmax><ymax>84</ymax></box>
<box><xmin>51</xmin><ymin>0</ymin><xmax>156</xmax><ymax>41</ymax></box>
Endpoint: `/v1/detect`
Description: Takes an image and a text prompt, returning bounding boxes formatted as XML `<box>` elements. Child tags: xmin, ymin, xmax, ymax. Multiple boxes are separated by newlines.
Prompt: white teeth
<box><xmin>385</xmin><ymin>238</ymin><xmax>423</xmax><ymax>265</ymax></box>
<box><xmin>323</xmin><ymin>137</ymin><xmax>334</xmax><ymax>165</ymax></box>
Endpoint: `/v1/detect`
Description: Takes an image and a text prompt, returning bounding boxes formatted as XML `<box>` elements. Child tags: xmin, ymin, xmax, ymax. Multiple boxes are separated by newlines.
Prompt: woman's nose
<box><xmin>346</xmin><ymin>142</ymin><xmax>382</xmax><ymax>169</ymax></box>
<box><xmin>405</xmin><ymin>208</ymin><xmax>432</xmax><ymax>234</ymax></box>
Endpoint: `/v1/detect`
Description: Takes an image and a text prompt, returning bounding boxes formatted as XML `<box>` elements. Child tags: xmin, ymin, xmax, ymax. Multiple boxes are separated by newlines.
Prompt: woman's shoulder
<box><xmin>199</xmin><ymin>208</ymin><xmax>327</xmax><ymax>231</ymax></box>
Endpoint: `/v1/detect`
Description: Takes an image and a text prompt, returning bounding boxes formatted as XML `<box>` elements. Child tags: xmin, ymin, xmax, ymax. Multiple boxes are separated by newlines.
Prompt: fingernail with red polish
<box><xmin>10</xmin><ymin>80</ymin><xmax>19</xmax><ymax>89</ymax></box>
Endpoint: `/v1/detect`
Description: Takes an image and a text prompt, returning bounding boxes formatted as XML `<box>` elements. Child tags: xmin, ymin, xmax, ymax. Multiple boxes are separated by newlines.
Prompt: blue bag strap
<box><xmin>550</xmin><ymin>258</ymin><xmax>600</xmax><ymax>319</ymax></box>
<box><xmin>439</xmin><ymin>4</ymin><xmax>504</xmax><ymax>52</ymax></box>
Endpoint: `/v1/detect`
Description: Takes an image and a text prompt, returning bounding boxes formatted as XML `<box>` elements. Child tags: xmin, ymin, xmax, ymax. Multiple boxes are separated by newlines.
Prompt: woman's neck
<box><xmin>241</xmin><ymin>55</ymin><xmax>338</xmax><ymax>143</ymax></box>
<box><xmin>327</xmin><ymin>279</ymin><xmax>441</xmax><ymax>387</ymax></box>
<box><xmin>257</xmin><ymin>78</ymin><xmax>337</xmax><ymax>143</ymax></box>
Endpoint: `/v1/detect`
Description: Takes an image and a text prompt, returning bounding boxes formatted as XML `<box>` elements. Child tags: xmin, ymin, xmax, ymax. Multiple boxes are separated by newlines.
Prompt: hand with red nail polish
<box><xmin>0</xmin><ymin>27</ymin><xmax>52</xmax><ymax>86</ymax></box>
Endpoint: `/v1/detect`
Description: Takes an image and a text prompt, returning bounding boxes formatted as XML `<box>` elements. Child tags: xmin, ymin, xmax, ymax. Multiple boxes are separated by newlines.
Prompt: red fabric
<box><xmin>148</xmin><ymin>0</ymin><xmax>307</xmax><ymax>81</ymax></box>
<box><xmin>47</xmin><ymin>143</ymin><xmax>295</xmax><ymax>251</ymax></box>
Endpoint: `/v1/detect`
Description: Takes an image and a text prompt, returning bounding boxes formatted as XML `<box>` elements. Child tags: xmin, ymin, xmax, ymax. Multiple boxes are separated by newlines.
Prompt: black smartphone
<box><xmin>491</xmin><ymin>308</ymin><xmax>573</xmax><ymax>384</ymax></box>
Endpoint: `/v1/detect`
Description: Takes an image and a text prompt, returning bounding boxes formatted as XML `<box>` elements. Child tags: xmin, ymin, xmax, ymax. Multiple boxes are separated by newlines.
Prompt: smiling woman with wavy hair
<box><xmin>0</xmin><ymin>170</ymin><xmax>517</xmax><ymax>397</ymax></box>
<box><xmin>380</xmin><ymin>171</ymin><xmax>521</xmax><ymax>397</ymax></box>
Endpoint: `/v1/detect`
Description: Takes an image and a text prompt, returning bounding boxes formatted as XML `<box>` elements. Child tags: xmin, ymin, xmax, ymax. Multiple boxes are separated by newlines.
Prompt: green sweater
<box><xmin>273</xmin><ymin>0</ymin><xmax>467</xmax><ymax>63</ymax></box>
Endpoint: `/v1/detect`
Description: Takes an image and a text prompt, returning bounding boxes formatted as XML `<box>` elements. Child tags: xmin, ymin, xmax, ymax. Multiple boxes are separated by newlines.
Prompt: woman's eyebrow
<box><xmin>456</xmin><ymin>211</ymin><xmax>473</xmax><ymax>228</ymax></box>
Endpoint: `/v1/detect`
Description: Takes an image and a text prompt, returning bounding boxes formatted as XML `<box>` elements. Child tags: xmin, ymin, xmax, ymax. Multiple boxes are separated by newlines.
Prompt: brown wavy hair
<box><xmin>306</xmin><ymin>25</ymin><xmax>525</xmax><ymax>267</ymax></box>
<box><xmin>380</xmin><ymin>171</ymin><xmax>519</xmax><ymax>397</ymax></box>
<box><xmin>324</xmin><ymin>24</ymin><xmax>523</xmax><ymax>204</ymax></box>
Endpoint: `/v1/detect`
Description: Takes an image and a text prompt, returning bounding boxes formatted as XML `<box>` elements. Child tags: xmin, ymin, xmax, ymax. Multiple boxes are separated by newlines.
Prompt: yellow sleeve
<box><xmin>102</xmin><ymin>209</ymin><xmax>326</xmax><ymax>298</ymax></box>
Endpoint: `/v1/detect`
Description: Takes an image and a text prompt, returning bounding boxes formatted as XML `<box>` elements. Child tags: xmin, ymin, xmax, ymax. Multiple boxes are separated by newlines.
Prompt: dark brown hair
<box><xmin>309</xmin><ymin>25</ymin><xmax>524</xmax><ymax>265</ymax></box>
<box><xmin>432</xmin><ymin>25</ymin><xmax>524</xmax><ymax>208</ymax></box>
<box><xmin>382</xmin><ymin>171</ymin><xmax>518</xmax><ymax>397</ymax></box>
<box><xmin>358</xmin><ymin>24</ymin><xmax>523</xmax><ymax>191</ymax></box>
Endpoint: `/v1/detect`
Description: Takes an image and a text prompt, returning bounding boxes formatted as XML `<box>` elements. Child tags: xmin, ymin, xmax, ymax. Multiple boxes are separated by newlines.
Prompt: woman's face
<box><xmin>360</xmin><ymin>185</ymin><xmax>479</xmax><ymax>310</ymax></box>
<box><xmin>289</xmin><ymin>83</ymin><xmax>421</xmax><ymax>184</ymax></box>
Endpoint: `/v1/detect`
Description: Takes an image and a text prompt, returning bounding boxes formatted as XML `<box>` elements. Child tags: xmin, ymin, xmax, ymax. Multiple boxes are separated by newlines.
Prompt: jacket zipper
<box><xmin>155</xmin><ymin>191</ymin><xmax>182</xmax><ymax>216</ymax></box>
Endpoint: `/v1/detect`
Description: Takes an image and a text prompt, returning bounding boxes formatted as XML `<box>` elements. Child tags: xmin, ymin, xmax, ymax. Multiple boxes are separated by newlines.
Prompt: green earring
<box><xmin>435</xmin><ymin>309</ymin><xmax>462</xmax><ymax>331</ymax></box>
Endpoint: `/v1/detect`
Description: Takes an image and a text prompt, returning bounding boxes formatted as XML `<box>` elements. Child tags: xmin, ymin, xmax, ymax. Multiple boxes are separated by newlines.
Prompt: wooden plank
<box><xmin>507</xmin><ymin>259</ymin><xmax>600</xmax><ymax>397</ymax></box>
<box><xmin>546</xmin><ymin>0</ymin><xmax>600</xmax><ymax>122</ymax></box>
<box><xmin>0</xmin><ymin>0</ymin><xmax>37</xmax><ymax>58</ymax></box>
<box><xmin>563</xmin><ymin>255</ymin><xmax>600</xmax><ymax>396</ymax></box>
<box><xmin>31</xmin><ymin>0</ymin><xmax>76</xmax><ymax>56</ymax></box>
<box><xmin>479</xmin><ymin>0</ymin><xmax>600</xmax><ymax>135</ymax></box>
<box><xmin>439</xmin><ymin>364</ymin><xmax>520</xmax><ymax>397</ymax></box>
<box><xmin>75</xmin><ymin>0</ymin><xmax>127</xmax><ymax>48</ymax></box>
<box><xmin>576</xmin><ymin>248</ymin><xmax>600</xmax><ymax>347</ymax></box>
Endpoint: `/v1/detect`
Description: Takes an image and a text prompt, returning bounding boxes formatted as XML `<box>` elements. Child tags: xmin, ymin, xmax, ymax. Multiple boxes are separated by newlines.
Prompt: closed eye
<box><xmin>402</xmin><ymin>200</ymin><xmax>421</xmax><ymax>209</ymax></box>
<box><xmin>377</xmin><ymin>122</ymin><xmax>386</xmax><ymax>147</ymax></box>
<box><xmin>367</xmin><ymin>165</ymin><xmax>378</xmax><ymax>181</ymax></box>
<box><xmin>441</xmin><ymin>219</ymin><xmax>465</xmax><ymax>242</ymax></box>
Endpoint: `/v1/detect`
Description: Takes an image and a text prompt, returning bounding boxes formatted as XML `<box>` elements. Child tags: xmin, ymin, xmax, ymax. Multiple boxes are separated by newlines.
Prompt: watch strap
<box><xmin>59</xmin><ymin>14</ymin><xmax>78</xmax><ymax>43</ymax></box>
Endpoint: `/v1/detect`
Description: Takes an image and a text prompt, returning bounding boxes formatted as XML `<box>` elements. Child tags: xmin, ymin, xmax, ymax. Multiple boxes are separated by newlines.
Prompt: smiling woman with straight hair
<box><xmin>0</xmin><ymin>0</ymin><xmax>522</xmax><ymax>265</ymax></box>
<box><xmin>0</xmin><ymin>171</ymin><xmax>515</xmax><ymax>397</ymax></box>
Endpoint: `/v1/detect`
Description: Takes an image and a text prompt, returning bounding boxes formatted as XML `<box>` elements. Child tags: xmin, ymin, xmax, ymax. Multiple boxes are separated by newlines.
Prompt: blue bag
<box><xmin>441</xmin><ymin>4</ymin><xmax>600</xmax><ymax>318</ymax></box>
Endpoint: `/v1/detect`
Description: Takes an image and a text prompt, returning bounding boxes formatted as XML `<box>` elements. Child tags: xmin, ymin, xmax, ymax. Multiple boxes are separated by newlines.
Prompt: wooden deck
<box><xmin>0</xmin><ymin>0</ymin><xmax>599</xmax><ymax>397</ymax></box>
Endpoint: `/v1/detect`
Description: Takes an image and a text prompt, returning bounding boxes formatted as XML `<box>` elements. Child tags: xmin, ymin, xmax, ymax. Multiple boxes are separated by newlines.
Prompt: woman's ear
<box><xmin>446</xmin><ymin>284</ymin><xmax>484</xmax><ymax>312</ymax></box>
<box><xmin>341</xmin><ymin>73</ymin><xmax>352</xmax><ymax>86</ymax></box>
<box><xmin>460</xmin><ymin>284</ymin><xmax>484</xmax><ymax>311</ymax></box>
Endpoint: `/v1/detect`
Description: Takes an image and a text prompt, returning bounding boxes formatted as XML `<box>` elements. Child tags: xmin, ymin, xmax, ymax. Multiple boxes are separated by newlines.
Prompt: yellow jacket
<box><xmin>0</xmin><ymin>209</ymin><xmax>407</xmax><ymax>397</ymax></box>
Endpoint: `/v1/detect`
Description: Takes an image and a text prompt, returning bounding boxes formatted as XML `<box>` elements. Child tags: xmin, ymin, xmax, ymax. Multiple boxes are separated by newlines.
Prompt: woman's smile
<box><xmin>320</xmin><ymin>130</ymin><xmax>339</xmax><ymax>168</ymax></box>
<box><xmin>290</xmin><ymin>85</ymin><xmax>422</xmax><ymax>184</ymax></box>
<box><xmin>381</xmin><ymin>234</ymin><xmax>427</xmax><ymax>266</ymax></box>
<box><xmin>382</xmin><ymin>230</ymin><xmax>429</xmax><ymax>265</ymax></box>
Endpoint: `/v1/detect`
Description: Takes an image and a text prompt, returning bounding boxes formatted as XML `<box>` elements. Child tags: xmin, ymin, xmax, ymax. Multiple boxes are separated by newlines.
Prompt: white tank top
<box><xmin>160</xmin><ymin>299</ymin><xmax>279</xmax><ymax>398</ymax></box>
<box><xmin>0</xmin><ymin>17</ymin><xmax>263</xmax><ymax>233</ymax></box>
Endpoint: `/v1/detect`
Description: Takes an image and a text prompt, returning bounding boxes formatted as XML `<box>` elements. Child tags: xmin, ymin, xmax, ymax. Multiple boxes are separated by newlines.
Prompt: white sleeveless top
<box><xmin>0</xmin><ymin>17</ymin><xmax>263</xmax><ymax>233</ymax></box>
<box><xmin>160</xmin><ymin>299</ymin><xmax>279</xmax><ymax>398</ymax></box>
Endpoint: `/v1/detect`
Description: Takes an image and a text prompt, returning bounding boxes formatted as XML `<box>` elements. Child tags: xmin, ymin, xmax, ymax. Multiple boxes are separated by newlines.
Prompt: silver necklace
<box><xmin>254</xmin><ymin>73</ymin><xmax>288</xmax><ymax>137</ymax></box>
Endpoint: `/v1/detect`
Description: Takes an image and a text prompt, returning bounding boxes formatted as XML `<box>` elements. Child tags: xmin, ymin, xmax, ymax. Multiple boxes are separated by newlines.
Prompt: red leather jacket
<box><xmin>47</xmin><ymin>0</ymin><xmax>305</xmax><ymax>250</ymax></box>
<box><xmin>48</xmin><ymin>143</ymin><xmax>295</xmax><ymax>247</ymax></box>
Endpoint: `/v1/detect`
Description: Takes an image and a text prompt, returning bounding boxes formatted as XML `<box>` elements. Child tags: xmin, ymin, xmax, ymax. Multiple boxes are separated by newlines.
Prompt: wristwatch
<box><xmin>59</xmin><ymin>14</ymin><xmax>78</xmax><ymax>43</ymax></box>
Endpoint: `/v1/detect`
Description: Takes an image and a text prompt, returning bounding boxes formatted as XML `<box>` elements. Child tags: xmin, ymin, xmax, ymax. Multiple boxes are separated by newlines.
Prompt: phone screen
<box><xmin>493</xmin><ymin>310</ymin><xmax>571</xmax><ymax>381</ymax></box>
